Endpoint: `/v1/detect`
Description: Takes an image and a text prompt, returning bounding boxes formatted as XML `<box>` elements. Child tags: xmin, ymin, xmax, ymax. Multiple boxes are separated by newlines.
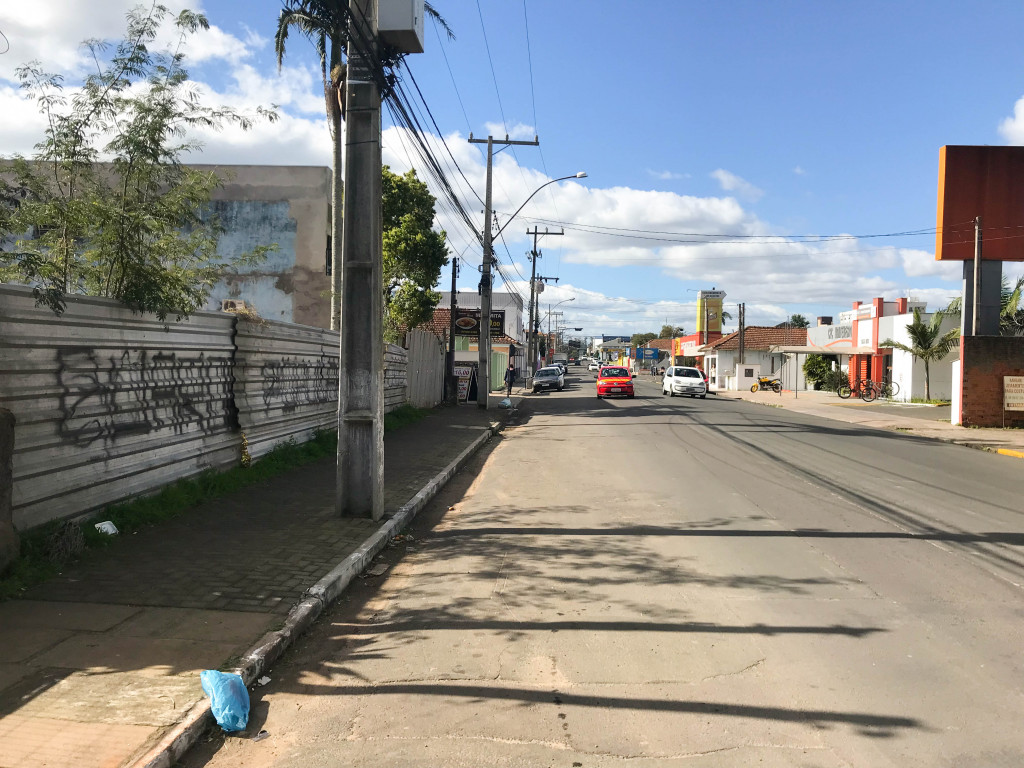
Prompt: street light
<box><xmin>539</xmin><ymin>297</ymin><xmax>576</xmax><ymax>367</ymax></box>
<box><xmin>479</xmin><ymin>172</ymin><xmax>587</xmax><ymax>409</ymax></box>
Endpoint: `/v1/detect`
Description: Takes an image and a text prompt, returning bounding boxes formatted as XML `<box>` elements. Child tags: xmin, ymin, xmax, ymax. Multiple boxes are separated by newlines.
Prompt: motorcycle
<box><xmin>750</xmin><ymin>375</ymin><xmax>782</xmax><ymax>393</ymax></box>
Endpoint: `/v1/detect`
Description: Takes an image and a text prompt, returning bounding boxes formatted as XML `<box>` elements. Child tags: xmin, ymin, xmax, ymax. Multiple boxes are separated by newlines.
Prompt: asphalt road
<box><xmin>184</xmin><ymin>369</ymin><xmax>1024</xmax><ymax>767</ymax></box>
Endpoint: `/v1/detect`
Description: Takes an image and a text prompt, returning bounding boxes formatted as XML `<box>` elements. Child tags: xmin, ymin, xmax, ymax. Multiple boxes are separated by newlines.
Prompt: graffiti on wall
<box><xmin>57</xmin><ymin>348</ymin><xmax>236</xmax><ymax>446</ymax></box>
<box><xmin>260</xmin><ymin>353</ymin><xmax>339</xmax><ymax>412</ymax></box>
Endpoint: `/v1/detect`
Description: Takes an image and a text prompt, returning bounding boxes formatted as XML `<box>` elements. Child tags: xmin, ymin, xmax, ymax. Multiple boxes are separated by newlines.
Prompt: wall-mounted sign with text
<box><xmin>1004</xmin><ymin>376</ymin><xmax>1024</xmax><ymax>411</ymax></box>
<box><xmin>454</xmin><ymin>309</ymin><xmax>506</xmax><ymax>338</ymax></box>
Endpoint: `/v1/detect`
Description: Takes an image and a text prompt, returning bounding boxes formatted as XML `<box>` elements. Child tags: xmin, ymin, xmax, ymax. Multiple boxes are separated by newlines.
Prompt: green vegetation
<box><xmin>0</xmin><ymin>5</ymin><xmax>277</xmax><ymax>319</ymax></box>
<box><xmin>802</xmin><ymin>353</ymin><xmax>831</xmax><ymax>387</ymax></box>
<box><xmin>382</xmin><ymin>166</ymin><xmax>449</xmax><ymax>341</ymax></box>
<box><xmin>0</xmin><ymin>407</ymin><xmax>431</xmax><ymax>600</ymax></box>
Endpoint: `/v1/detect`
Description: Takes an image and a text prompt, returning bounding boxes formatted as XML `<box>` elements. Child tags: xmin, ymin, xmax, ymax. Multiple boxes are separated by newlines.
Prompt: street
<box><xmin>184</xmin><ymin>367</ymin><xmax>1024</xmax><ymax>767</ymax></box>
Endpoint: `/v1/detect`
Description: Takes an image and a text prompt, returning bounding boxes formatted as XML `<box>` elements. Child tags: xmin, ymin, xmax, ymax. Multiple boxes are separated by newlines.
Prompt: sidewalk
<box><xmin>714</xmin><ymin>387</ymin><xmax>1024</xmax><ymax>458</ymax></box>
<box><xmin>0</xmin><ymin>399</ymin><xmax>516</xmax><ymax>768</ymax></box>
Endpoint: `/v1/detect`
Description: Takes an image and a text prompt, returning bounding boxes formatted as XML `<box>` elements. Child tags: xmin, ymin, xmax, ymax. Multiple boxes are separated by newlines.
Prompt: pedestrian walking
<box><xmin>504</xmin><ymin>363</ymin><xmax>516</xmax><ymax>396</ymax></box>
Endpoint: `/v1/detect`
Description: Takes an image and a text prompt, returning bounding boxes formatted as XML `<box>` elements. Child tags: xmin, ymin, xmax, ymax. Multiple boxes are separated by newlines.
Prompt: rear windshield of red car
<box><xmin>601</xmin><ymin>368</ymin><xmax>629</xmax><ymax>378</ymax></box>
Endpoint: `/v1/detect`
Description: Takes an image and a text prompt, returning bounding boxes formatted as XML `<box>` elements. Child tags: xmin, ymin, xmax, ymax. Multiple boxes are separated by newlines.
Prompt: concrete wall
<box><xmin>958</xmin><ymin>336</ymin><xmax>1024</xmax><ymax>427</ymax></box>
<box><xmin>880</xmin><ymin>312</ymin><xmax>959</xmax><ymax>401</ymax></box>
<box><xmin>384</xmin><ymin>344</ymin><xmax>408</xmax><ymax>414</ymax></box>
<box><xmin>198</xmin><ymin>165</ymin><xmax>332</xmax><ymax>329</ymax></box>
<box><xmin>0</xmin><ymin>408</ymin><xmax>17</xmax><ymax>572</ymax></box>
<box><xmin>234</xmin><ymin>318</ymin><xmax>340</xmax><ymax>459</ymax></box>
<box><xmin>0</xmin><ymin>284</ymin><xmax>409</xmax><ymax>531</ymax></box>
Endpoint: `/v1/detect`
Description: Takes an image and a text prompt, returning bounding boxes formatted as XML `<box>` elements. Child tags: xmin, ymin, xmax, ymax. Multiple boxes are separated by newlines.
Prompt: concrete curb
<box><xmin>131</xmin><ymin>423</ymin><xmax>499</xmax><ymax>768</ymax></box>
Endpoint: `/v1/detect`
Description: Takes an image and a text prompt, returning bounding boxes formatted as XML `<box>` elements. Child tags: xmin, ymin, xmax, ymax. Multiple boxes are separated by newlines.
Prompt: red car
<box><xmin>596</xmin><ymin>365</ymin><xmax>635</xmax><ymax>399</ymax></box>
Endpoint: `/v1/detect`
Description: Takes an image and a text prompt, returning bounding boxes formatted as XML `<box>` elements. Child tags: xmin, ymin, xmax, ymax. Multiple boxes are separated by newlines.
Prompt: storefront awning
<box><xmin>769</xmin><ymin>345</ymin><xmax>876</xmax><ymax>355</ymax></box>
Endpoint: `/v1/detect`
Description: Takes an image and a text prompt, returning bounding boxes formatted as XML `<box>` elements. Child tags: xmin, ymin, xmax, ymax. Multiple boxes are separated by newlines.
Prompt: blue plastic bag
<box><xmin>200</xmin><ymin>670</ymin><xmax>249</xmax><ymax>732</ymax></box>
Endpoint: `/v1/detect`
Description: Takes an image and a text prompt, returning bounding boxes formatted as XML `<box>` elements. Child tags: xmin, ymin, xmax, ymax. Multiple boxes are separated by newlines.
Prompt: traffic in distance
<box><xmin>531</xmin><ymin>358</ymin><xmax>710</xmax><ymax>400</ymax></box>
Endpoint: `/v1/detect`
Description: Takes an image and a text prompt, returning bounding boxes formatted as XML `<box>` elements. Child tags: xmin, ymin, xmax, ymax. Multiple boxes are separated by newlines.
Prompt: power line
<box><xmin>431</xmin><ymin>20</ymin><xmax>471</xmax><ymax>135</ymax></box>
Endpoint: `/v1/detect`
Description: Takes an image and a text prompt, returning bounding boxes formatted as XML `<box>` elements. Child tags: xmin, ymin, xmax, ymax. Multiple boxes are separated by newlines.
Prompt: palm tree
<box><xmin>942</xmin><ymin>275</ymin><xmax>1024</xmax><ymax>337</ymax></box>
<box><xmin>274</xmin><ymin>1</ymin><xmax>451</xmax><ymax>330</ymax></box>
<box><xmin>880</xmin><ymin>308</ymin><xmax>959</xmax><ymax>401</ymax></box>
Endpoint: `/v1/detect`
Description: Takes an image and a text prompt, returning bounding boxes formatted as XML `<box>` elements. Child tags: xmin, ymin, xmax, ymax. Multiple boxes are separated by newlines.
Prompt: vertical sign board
<box><xmin>453</xmin><ymin>364</ymin><xmax>475</xmax><ymax>403</ymax></box>
<box><xmin>696</xmin><ymin>290</ymin><xmax>727</xmax><ymax>333</ymax></box>
<box><xmin>1004</xmin><ymin>376</ymin><xmax>1024</xmax><ymax>410</ymax></box>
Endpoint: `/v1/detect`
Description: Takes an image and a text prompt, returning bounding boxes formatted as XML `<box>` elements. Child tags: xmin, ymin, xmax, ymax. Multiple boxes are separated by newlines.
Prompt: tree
<box><xmin>631</xmin><ymin>332</ymin><xmax>657</xmax><ymax>347</ymax></box>
<box><xmin>659</xmin><ymin>324</ymin><xmax>684</xmax><ymax>338</ymax></box>
<box><xmin>802</xmin><ymin>353</ymin><xmax>831</xmax><ymax>386</ymax></box>
<box><xmin>943</xmin><ymin>275</ymin><xmax>1024</xmax><ymax>336</ymax></box>
<box><xmin>275</xmin><ymin>1</ymin><xmax>452</xmax><ymax>330</ymax></box>
<box><xmin>880</xmin><ymin>308</ymin><xmax>958</xmax><ymax>401</ymax></box>
<box><xmin>0</xmin><ymin>5</ymin><xmax>276</xmax><ymax>319</ymax></box>
<box><xmin>779</xmin><ymin>314</ymin><xmax>809</xmax><ymax>328</ymax></box>
<box><xmin>382</xmin><ymin>166</ymin><xmax>448</xmax><ymax>341</ymax></box>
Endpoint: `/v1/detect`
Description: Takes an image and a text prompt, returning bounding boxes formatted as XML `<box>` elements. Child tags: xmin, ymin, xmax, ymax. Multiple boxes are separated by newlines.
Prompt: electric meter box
<box><xmin>379</xmin><ymin>0</ymin><xmax>424</xmax><ymax>54</ymax></box>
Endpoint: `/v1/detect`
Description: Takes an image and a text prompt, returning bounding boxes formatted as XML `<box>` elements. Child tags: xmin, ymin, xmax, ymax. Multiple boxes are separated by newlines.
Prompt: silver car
<box><xmin>532</xmin><ymin>366</ymin><xmax>565</xmax><ymax>392</ymax></box>
<box><xmin>662</xmin><ymin>366</ymin><xmax>707</xmax><ymax>398</ymax></box>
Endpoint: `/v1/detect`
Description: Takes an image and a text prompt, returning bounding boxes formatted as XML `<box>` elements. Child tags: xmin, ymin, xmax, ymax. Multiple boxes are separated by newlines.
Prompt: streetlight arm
<box><xmin>493</xmin><ymin>173</ymin><xmax>586</xmax><ymax>241</ymax></box>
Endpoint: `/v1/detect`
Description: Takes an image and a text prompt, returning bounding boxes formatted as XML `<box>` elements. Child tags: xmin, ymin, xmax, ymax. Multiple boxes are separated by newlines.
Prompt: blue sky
<box><xmin>4</xmin><ymin>1</ymin><xmax>1024</xmax><ymax>336</ymax></box>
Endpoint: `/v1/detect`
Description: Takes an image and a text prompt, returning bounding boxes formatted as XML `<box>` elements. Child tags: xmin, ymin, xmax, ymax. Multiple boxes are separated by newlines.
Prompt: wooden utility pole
<box><xmin>738</xmin><ymin>303</ymin><xmax>746</xmax><ymax>365</ymax></box>
<box><xmin>468</xmin><ymin>134</ymin><xmax>539</xmax><ymax>409</ymax></box>
<box><xmin>336</xmin><ymin>0</ymin><xmax>382</xmax><ymax>519</ymax></box>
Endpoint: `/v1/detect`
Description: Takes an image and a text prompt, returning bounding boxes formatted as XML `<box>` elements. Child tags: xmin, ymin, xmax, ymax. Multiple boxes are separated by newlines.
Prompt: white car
<box><xmin>587</xmin><ymin>361</ymin><xmax>601</xmax><ymax>372</ymax></box>
<box><xmin>662</xmin><ymin>366</ymin><xmax>707</xmax><ymax>398</ymax></box>
<box><xmin>532</xmin><ymin>366</ymin><xmax>565</xmax><ymax>392</ymax></box>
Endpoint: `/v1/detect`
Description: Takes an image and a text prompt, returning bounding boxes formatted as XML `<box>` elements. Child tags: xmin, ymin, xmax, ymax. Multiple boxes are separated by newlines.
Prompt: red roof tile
<box><xmin>704</xmin><ymin>326</ymin><xmax>807</xmax><ymax>351</ymax></box>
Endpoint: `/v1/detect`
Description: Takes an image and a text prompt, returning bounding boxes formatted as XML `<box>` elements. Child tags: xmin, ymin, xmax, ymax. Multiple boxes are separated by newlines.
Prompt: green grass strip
<box><xmin>0</xmin><ymin>406</ymin><xmax>433</xmax><ymax>601</ymax></box>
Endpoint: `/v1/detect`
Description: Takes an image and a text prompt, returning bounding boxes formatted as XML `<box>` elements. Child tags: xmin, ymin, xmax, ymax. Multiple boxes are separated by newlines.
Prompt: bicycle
<box><xmin>836</xmin><ymin>379</ymin><xmax>875</xmax><ymax>401</ymax></box>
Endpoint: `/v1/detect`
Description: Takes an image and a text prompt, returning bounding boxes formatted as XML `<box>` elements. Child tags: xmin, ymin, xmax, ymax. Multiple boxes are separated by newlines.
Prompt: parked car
<box><xmin>662</xmin><ymin>366</ymin><xmax>707</xmax><ymax>398</ymax></box>
<box><xmin>532</xmin><ymin>366</ymin><xmax>565</xmax><ymax>393</ymax></box>
<box><xmin>587</xmin><ymin>361</ymin><xmax>601</xmax><ymax>372</ymax></box>
<box><xmin>596</xmin><ymin>366</ymin><xmax>635</xmax><ymax>398</ymax></box>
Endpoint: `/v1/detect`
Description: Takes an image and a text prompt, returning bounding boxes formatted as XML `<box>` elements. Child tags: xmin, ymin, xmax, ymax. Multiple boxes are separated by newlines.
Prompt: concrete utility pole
<box><xmin>526</xmin><ymin>228</ymin><xmax>563</xmax><ymax>378</ymax></box>
<box><xmin>336</xmin><ymin>0</ymin><xmax>383</xmax><ymax>519</ymax></box>
<box><xmin>468</xmin><ymin>134</ymin><xmax>540</xmax><ymax>409</ymax></box>
<box><xmin>445</xmin><ymin>256</ymin><xmax>459</xmax><ymax>404</ymax></box>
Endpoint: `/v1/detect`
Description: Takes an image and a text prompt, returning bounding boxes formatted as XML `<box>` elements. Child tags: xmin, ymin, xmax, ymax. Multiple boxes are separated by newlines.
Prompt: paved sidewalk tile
<box><xmin>0</xmin><ymin>403</ymin><xmax>503</xmax><ymax>768</ymax></box>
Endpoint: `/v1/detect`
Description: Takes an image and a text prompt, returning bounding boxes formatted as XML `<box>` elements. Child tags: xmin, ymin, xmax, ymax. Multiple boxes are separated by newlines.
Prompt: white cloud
<box><xmin>899</xmin><ymin>248</ymin><xmax>961</xmax><ymax>279</ymax></box>
<box><xmin>646</xmin><ymin>169</ymin><xmax>687</xmax><ymax>180</ymax></box>
<box><xmin>482</xmin><ymin>121</ymin><xmax>536</xmax><ymax>141</ymax></box>
<box><xmin>999</xmin><ymin>96</ymin><xmax>1024</xmax><ymax>143</ymax></box>
<box><xmin>793</xmin><ymin>165</ymin><xmax>806</xmax><ymax>175</ymax></box>
<box><xmin>711</xmin><ymin>168</ymin><xmax>764</xmax><ymax>202</ymax></box>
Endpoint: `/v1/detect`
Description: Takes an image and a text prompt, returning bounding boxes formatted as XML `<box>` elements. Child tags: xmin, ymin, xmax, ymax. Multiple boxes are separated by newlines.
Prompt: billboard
<box><xmin>936</xmin><ymin>145</ymin><xmax>1024</xmax><ymax>261</ymax></box>
<box><xmin>696</xmin><ymin>290</ymin><xmax>725</xmax><ymax>333</ymax></box>
<box><xmin>453</xmin><ymin>309</ymin><xmax>506</xmax><ymax>337</ymax></box>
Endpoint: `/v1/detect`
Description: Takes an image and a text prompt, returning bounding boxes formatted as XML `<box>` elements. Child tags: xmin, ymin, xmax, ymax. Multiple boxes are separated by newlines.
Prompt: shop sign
<box><xmin>827</xmin><ymin>325</ymin><xmax>852</xmax><ymax>340</ymax></box>
<box><xmin>1004</xmin><ymin>376</ymin><xmax>1024</xmax><ymax>410</ymax></box>
<box><xmin>454</xmin><ymin>309</ymin><xmax>505</xmax><ymax>337</ymax></box>
<box><xmin>453</xmin><ymin>364</ymin><xmax>476</xmax><ymax>402</ymax></box>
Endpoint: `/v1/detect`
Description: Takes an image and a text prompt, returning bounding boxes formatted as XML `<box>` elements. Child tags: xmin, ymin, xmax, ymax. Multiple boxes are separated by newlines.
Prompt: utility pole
<box><xmin>738</xmin><ymin>303</ymin><xmax>746</xmax><ymax>365</ymax></box>
<box><xmin>445</xmin><ymin>256</ymin><xmax>459</xmax><ymax>404</ymax></box>
<box><xmin>973</xmin><ymin>216</ymin><xmax>982</xmax><ymax>336</ymax></box>
<box><xmin>469</xmin><ymin>134</ymin><xmax>539</xmax><ymax>409</ymax></box>
<box><xmin>526</xmin><ymin>227</ymin><xmax>562</xmax><ymax>378</ymax></box>
<box><xmin>533</xmin><ymin>275</ymin><xmax>558</xmax><ymax>369</ymax></box>
<box><xmin>337</xmin><ymin>0</ymin><xmax>382</xmax><ymax>519</ymax></box>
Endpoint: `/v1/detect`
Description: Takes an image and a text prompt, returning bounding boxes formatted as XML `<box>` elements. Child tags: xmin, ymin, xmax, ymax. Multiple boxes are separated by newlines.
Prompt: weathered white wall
<box><xmin>882</xmin><ymin>313</ymin><xmax>959</xmax><ymax>401</ymax></box>
<box><xmin>0</xmin><ymin>286</ymin><xmax>239</xmax><ymax>530</ymax></box>
<box><xmin>234</xmin><ymin>319</ymin><xmax>340</xmax><ymax>459</ymax></box>
<box><xmin>406</xmin><ymin>329</ymin><xmax>444</xmax><ymax>408</ymax></box>
<box><xmin>384</xmin><ymin>344</ymin><xmax>408</xmax><ymax>413</ymax></box>
<box><xmin>0</xmin><ymin>285</ymin><xmax>410</xmax><ymax>531</ymax></box>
